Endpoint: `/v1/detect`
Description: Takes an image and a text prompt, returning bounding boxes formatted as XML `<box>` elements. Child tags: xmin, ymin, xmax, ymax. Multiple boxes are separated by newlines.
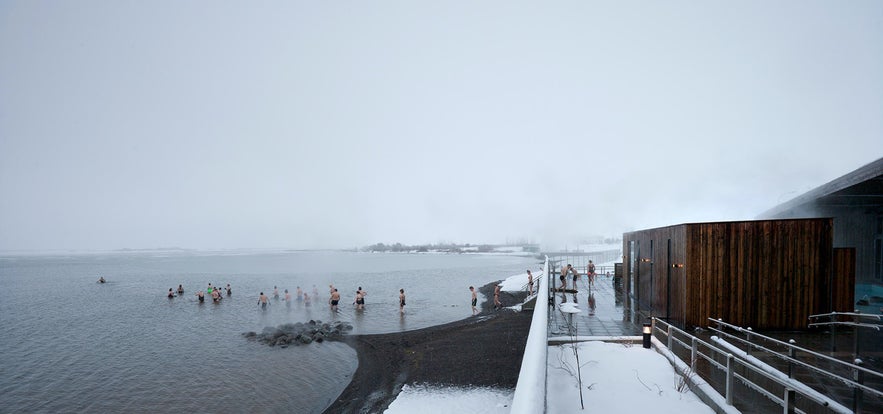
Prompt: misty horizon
<box><xmin>2</xmin><ymin>2</ymin><xmax>881</xmax><ymax>252</ymax></box>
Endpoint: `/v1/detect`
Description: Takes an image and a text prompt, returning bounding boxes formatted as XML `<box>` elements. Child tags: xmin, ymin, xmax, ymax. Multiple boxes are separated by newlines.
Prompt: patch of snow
<box><xmin>546</xmin><ymin>341</ymin><xmax>714</xmax><ymax>414</ymax></box>
<box><xmin>384</xmin><ymin>384</ymin><xmax>513</xmax><ymax>414</ymax></box>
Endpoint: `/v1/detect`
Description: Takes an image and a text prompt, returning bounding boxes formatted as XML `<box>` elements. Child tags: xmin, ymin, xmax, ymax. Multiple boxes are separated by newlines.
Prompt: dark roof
<box><xmin>760</xmin><ymin>157</ymin><xmax>883</xmax><ymax>218</ymax></box>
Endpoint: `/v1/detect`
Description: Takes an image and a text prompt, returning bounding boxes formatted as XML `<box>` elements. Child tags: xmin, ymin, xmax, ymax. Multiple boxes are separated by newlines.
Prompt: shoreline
<box><xmin>323</xmin><ymin>281</ymin><xmax>531</xmax><ymax>413</ymax></box>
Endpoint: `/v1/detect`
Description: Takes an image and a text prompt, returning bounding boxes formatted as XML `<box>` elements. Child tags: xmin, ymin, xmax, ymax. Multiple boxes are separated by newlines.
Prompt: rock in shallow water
<box><xmin>242</xmin><ymin>320</ymin><xmax>353</xmax><ymax>347</ymax></box>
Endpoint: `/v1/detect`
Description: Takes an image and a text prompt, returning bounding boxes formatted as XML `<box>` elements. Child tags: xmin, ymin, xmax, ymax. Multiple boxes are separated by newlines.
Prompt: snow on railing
<box><xmin>510</xmin><ymin>256</ymin><xmax>549</xmax><ymax>414</ymax></box>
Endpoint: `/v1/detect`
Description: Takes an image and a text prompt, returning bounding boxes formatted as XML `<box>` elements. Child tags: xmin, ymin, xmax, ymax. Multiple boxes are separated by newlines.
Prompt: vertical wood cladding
<box><xmin>625</xmin><ymin>218</ymin><xmax>839</xmax><ymax>330</ymax></box>
<box><xmin>832</xmin><ymin>248</ymin><xmax>856</xmax><ymax>312</ymax></box>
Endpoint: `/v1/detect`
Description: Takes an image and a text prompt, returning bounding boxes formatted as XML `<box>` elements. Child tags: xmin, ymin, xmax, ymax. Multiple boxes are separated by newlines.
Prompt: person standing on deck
<box><xmin>570</xmin><ymin>264</ymin><xmax>579</xmax><ymax>289</ymax></box>
<box><xmin>587</xmin><ymin>260</ymin><xmax>596</xmax><ymax>287</ymax></box>
<box><xmin>559</xmin><ymin>265</ymin><xmax>568</xmax><ymax>290</ymax></box>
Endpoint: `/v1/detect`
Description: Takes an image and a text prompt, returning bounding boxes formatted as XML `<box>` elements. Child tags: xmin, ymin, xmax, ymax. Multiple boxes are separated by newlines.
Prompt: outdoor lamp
<box><xmin>642</xmin><ymin>323</ymin><xmax>652</xmax><ymax>349</ymax></box>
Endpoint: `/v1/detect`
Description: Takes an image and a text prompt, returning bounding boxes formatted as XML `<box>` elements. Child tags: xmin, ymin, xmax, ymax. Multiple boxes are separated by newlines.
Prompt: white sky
<box><xmin>1</xmin><ymin>1</ymin><xmax>881</xmax><ymax>251</ymax></box>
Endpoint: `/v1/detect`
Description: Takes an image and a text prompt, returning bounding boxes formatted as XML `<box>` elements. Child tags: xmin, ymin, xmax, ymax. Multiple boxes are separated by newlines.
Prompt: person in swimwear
<box><xmin>399</xmin><ymin>289</ymin><xmax>406</xmax><ymax>314</ymax></box>
<box><xmin>357</xmin><ymin>286</ymin><xmax>367</xmax><ymax>306</ymax></box>
<box><xmin>196</xmin><ymin>290</ymin><xmax>205</xmax><ymax>303</ymax></box>
<box><xmin>296</xmin><ymin>286</ymin><xmax>303</xmax><ymax>302</ymax></box>
<box><xmin>570</xmin><ymin>264</ymin><xmax>579</xmax><ymax>288</ymax></box>
<box><xmin>225</xmin><ymin>283</ymin><xmax>232</xmax><ymax>296</ymax></box>
<box><xmin>258</xmin><ymin>292</ymin><xmax>269</xmax><ymax>310</ymax></box>
<box><xmin>211</xmin><ymin>288</ymin><xmax>221</xmax><ymax>303</ymax></box>
<box><xmin>494</xmin><ymin>283</ymin><xmax>502</xmax><ymax>310</ymax></box>
<box><xmin>303</xmin><ymin>292</ymin><xmax>311</xmax><ymax>306</ymax></box>
<box><xmin>470</xmin><ymin>286</ymin><xmax>478</xmax><ymax>315</ymax></box>
<box><xmin>177</xmin><ymin>284</ymin><xmax>184</xmax><ymax>294</ymax></box>
<box><xmin>354</xmin><ymin>290</ymin><xmax>365</xmax><ymax>310</ymax></box>
<box><xmin>207</xmin><ymin>283</ymin><xmax>213</xmax><ymax>294</ymax></box>
<box><xmin>559</xmin><ymin>265</ymin><xmax>568</xmax><ymax>290</ymax></box>
<box><xmin>527</xmin><ymin>270</ymin><xmax>534</xmax><ymax>295</ymax></box>
<box><xmin>273</xmin><ymin>286</ymin><xmax>279</xmax><ymax>300</ymax></box>
<box><xmin>284</xmin><ymin>289</ymin><xmax>292</xmax><ymax>307</ymax></box>
<box><xmin>167</xmin><ymin>288</ymin><xmax>175</xmax><ymax>298</ymax></box>
<box><xmin>98</xmin><ymin>276</ymin><xmax>105</xmax><ymax>283</ymax></box>
<box><xmin>330</xmin><ymin>289</ymin><xmax>341</xmax><ymax>312</ymax></box>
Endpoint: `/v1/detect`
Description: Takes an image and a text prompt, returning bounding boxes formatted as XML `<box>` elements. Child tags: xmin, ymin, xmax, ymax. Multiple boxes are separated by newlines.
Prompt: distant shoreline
<box><xmin>323</xmin><ymin>281</ymin><xmax>531</xmax><ymax>413</ymax></box>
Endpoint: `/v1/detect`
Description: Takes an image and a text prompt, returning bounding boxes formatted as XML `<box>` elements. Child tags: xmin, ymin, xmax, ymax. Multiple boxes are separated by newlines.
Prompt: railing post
<box><xmin>784</xmin><ymin>388</ymin><xmax>796</xmax><ymax>414</ymax></box>
<box><xmin>831</xmin><ymin>313</ymin><xmax>838</xmax><ymax>354</ymax></box>
<box><xmin>725</xmin><ymin>354</ymin><xmax>734</xmax><ymax>405</ymax></box>
<box><xmin>667</xmin><ymin>323</ymin><xmax>673</xmax><ymax>350</ymax></box>
<box><xmin>854</xmin><ymin>358</ymin><xmax>864</xmax><ymax>414</ymax></box>
<box><xmin>787</xmin><ymin>339</ymin><xmax>796</xmax><ymax>379</ymax></box>
<box><xmin>690</xmin><ymin>337</ymin><xmax>697</xmax><ymax>370</ymax></box>
<box><xmin>854</xmin><ymin>310</ymin><xmax>861</xmax><ymax>360</ymax></box>
<box><xmin>746</xmin><ymin>326</ymin><xmax>752</xmax><ymax>342</ymax></box>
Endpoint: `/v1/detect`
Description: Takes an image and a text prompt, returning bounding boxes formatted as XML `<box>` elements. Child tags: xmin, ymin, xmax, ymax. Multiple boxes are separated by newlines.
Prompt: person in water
<box><xmin>211</xmin><ymin>288</ymin><xmax>221</xmax><ymax>303</ymax></box>
<box><xmin>284</xmin><ymin>289</ymin><xmax>292</xmax><ymax>307</ymax></box>
<box><xmin>399</xmin><ymin>289</ymin><xmax>406</xmax><ymax>314</ymax></box>
<box><xmin>177</xmin><ymin>284</ymin><xmax>184</xmax><ymax>294</ymax></box>
<box><xmin>329</xmin><ymin>289</ymin><xmax>341</xmax><ymax>312</ymax></box>
<box><xmin>273</xmin><ymin>286</ymin><xmax>279</xmax><ymax>300</ymax></box>
<box><xmin>470</xmin><ymin>286</ymin><xmax>478</xmax><ymax>315</ymax></box>
<box><xmin>357</xmin><ymin>286</ymin><xmax>367</xmax><ymax>306</ymax></box>
<box><xmin>296</xmin><ymin>286</ymin><xmax>303</xmax><ymax>302</ymax></box>
<box><xmin>196</xmin><ymin>290</ymin><xmax>205</xmax><ymax>303</ymax></box>
<box><xmin>303</xmin><ymin>292</ymin><xmax>311</xmax><ymax>306</ymax></box>
<box><xmin>98</xmin><ymin>276</ymin><xmax>105</xmax><ymax>283</ymax></box>
<box><xmin>354</xmin><ymin>290</ymin><xmax>365</xmax><ymax>310</ymax></box>
<box><xmin>167</xmin><ymin>288</ymin><xmax>175</xmax><ymax>298</ymax></box>
<box><xmin>258</xmin><ymin>292</ymin><xmax>269</xmax><ymax>309</ymax></box>
<box><xmin>207</xmin><ymin>283</ymin><xmax>213</xmax><ymax>294</ymax></box>
<box><xmin>225</xmin><ymin>283</ymin><xmax>232</xmax><ymax>296</ymax></box>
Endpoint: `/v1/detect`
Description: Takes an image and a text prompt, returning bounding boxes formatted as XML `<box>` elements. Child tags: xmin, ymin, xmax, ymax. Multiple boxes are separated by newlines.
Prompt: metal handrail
<box><xmin>810</xmin><ymin>311</ymin><xmax>883</xmax><ymax>322</ymax></box>
<box><xmin>808</xmin><ymin>321</ymin><xmax>882</xmax><ymax>330</ymax></box>
<box><xmin>653</xmin><ymin>318</ymin><xmax>852</xmax><ymax>413</ymax></box>
<box><xmin>709</xmin><ymin>318</ymin><xmax>883</xmax><ymax>392</ymax></box>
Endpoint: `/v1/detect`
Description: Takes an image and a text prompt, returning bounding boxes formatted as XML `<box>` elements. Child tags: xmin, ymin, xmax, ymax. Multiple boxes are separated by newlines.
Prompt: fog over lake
<box><xmin>1</xmin><ymin>1</ymin><xmax>881</xmax><ymax>251</ymax></box>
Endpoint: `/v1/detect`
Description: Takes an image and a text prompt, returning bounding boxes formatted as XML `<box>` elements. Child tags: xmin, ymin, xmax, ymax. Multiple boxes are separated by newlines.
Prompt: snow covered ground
<box><xmin>385</xmin><ymin>385</ymin><xmax>514</xmax><ymax>413</ymax></box>
<box><xmin>545</xmin><ymin>341</ymin><xmax>714</xmax><ymax>413</ymax></box>
<box><xmin>385</xmin><ymin>341</ymin><xmax>714</xmax><ymax>414</ymax></box>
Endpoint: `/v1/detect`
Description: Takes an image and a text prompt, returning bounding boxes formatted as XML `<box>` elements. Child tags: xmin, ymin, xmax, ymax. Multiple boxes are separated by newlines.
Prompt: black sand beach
<box><xmin>324</xmin><ymin>282</ymin><xmax>532</xmax><ymax>413</ymax></box>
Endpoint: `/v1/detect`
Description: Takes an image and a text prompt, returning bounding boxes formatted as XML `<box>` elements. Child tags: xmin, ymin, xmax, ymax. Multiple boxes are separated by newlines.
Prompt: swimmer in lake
<box><xmin>177</xmin><ymin>284</ymin><xmax>184</xmax><ymax>294</ymax></box>
<box><xmin>470</xmin><ymin>286</ymin><xmax>478</xmax><ymax>315</ymax></box>
<box><xmin>258</xmin><ymin>292</ymin><xmax>269</xmax><ymax>310</ymax></box>
<box><xmin>354</xmin><ymin>290</ymin><xmax>365</xmax><ymax>310</ymax></box>
<box><xmin>399</xmin><ymin>289</ymin><xmax>406</xmax><ymax>314</ymax></box>
<box><xmin>330</xmin><ymin>289</ymin><xmax>341</xmax><ymax>312</ymax></box>
<box><xmin>196</xmin><ymin>290</ymin><xmax>205</xmax><ymax>303</ymax></box>
<box><xmin>285</xmin><ymin>289</ymin><xmax>292</xmax><ymax>307</ymax></box>
<box><xmin>225</xmin><ymin>283</ymin><xmax>231</xmax><ymax>296</ymax></box>
<box><xmin>296</xmin><ymin>286</ymin><xmax>303</xmax><ymax>302</ymax></box>
<box><xmin>168</xmin><ymin>288</ymin><xmax>175</xmax><ymax>298</ymax></box>
<box><xmin>98</xmin><ymin>276</ymin><xmax>105</xmax><ymax>283</ymax></box>
<box><xmin>211</xmin><ymin>288</ymin><xmax>221</xmax><ymax>303</ymax></box>
<box><xmin>303</xmin><ymin>292</ymin><xmax>311</xmax><ymax>306</ymax></box>
<box><xmin>357</xmin><ymin>286</ymin><xmax>367</xmax><ymax>306</ymax></box>
<box><xmin>273</xmin><ymin>286</ymin><xmax>279</xmax><ymax>300</ymax></box>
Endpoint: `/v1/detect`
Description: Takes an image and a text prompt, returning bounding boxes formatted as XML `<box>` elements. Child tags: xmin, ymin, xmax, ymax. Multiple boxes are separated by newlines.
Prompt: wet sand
<box><xmin>324</xmin><ymin>282</ymin><xmax>532</xmax><ymax>413</ymax></box>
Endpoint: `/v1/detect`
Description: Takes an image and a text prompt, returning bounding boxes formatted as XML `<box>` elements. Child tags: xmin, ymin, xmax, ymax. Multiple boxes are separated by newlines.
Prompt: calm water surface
<box><xmin>0</xmin><ymin>251</ymin><xmax>536</xmax><ymax>413</ymax></box>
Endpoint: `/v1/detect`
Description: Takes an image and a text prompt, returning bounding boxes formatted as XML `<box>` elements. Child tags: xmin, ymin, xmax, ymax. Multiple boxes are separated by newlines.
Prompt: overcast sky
<box><xmin>1</xmin><ymin>1</ymin><xmax>881</xmax><ymax>251</ymax></box>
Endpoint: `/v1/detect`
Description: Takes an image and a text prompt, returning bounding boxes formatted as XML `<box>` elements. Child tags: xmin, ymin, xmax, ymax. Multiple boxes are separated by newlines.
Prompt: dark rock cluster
<box><xmin>243</xmin><ymin>320</ymin><xmax>353</xmax><ymax>348</ymax></box>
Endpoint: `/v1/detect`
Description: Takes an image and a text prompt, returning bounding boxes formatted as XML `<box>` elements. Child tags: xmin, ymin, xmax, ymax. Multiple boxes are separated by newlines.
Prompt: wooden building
<box><xmin>760</xmin><ymin>157</ymin><xmax>883</xmax><ymax>289</ymax></box>
<box><xmin>622</xmin><ymin>218</ymin><xmax>855</xmax><ymax>330</ymax></box>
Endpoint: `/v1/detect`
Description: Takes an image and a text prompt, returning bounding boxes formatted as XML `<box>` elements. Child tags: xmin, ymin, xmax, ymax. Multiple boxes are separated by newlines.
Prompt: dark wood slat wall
<box><xmin>832</xmin><ymin>248</ymin><xmax>856</xmax><ymax>312</ymax></box>
<box><xmin>625</xmin><ymin>218</ymin><xmax>840</xmax><ymax>330</ymax></box>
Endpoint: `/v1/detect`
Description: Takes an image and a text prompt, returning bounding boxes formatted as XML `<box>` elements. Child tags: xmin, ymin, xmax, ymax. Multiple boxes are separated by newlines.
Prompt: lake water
<box><xmin>0</xmin><ymin>250</ymin><xmax>537</xmax><ymax>413</ymax></box>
